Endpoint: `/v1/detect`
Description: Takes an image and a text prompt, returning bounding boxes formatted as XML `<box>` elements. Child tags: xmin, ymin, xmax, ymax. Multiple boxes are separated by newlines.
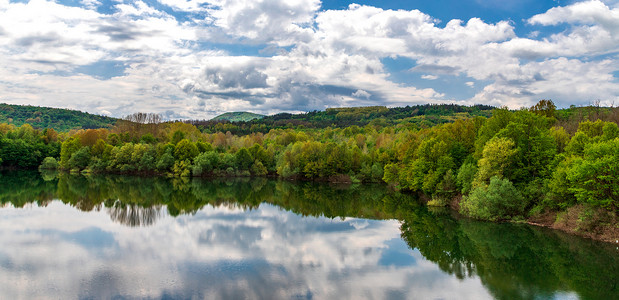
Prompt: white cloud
<box><xmin>470</xmin><ymin>57</ymin><xmax>619</xmax><ymax>108</ymax></box>
<box><xmin>528</xmin><ymin>0</ymin><xmax>619</xmax><ymax>32</ymax></box>
<box><xmin>352</xmin><ymin>89</ymin><xmax>371</xmax><ymax>99</ymax></box>
<box><xmin>521</xmin><ymin>0</ymin><xmax>619</xmax><ymax>57</ymax></box>
<box><xmin>0</xmin><ymin>0</ymin><xmax>617</xmax><ymax>117</ymax></box>
<box><xmin>204</xmin><ymin>0</ymin><xmax>320</xmax><ymax>45</ymax></box>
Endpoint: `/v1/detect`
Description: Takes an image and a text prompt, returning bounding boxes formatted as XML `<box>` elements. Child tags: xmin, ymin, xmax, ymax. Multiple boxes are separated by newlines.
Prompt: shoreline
<box><xmin>10</xmin><ymin>167</ymin><xmax>619</xmax><ymax>245</ymax></box>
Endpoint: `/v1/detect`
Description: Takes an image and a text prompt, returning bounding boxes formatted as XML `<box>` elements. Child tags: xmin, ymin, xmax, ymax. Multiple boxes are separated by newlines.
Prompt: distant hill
<box><xmin>0</xmin><ymin>103</ymin><xmax>118</xmax><ymax>132</ymax></box>
<box><xmin>211</xmin><ymin>112</ymin><xmax>265</xmax><ymax>122</ymax></box>
<box><xmin>189</xmin><ymin>104</ymin><xmax>496</xmax><ymax>134</ymax></box>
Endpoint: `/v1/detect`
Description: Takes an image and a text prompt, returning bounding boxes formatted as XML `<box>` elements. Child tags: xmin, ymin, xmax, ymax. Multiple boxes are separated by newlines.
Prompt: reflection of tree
<box><xmin>400</xmin><ymin>208</ymin><xmax>619</xmax><ymax>300</ymax></box>
<box><xmin>4</xmin><ymin>171</ymin><xmax>617</xmax><ymax>300</ymax></box>
<box><xmin>107</xmin><ymin>201</ymin><xmax>163</xmax><ymax>227</ymax></box>
<box><xmin>0</xmin><ymin>170</ymin><xmax>56</xmax><ymax>207</ymax></box>
<box><xmin>51</xmin><ymin>173</ymin><xmax>402</xmax><ymax>222</ymax></box>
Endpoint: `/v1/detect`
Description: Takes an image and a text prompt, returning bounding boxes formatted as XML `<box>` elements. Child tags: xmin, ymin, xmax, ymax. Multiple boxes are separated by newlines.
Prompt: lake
<box><xmin>0</xmin><ymin>171</ymin><xmax>617</xmax><ymax>299</ymax></box>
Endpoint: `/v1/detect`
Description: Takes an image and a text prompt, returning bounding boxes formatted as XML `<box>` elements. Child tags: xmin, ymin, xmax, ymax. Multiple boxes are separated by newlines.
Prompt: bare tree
<box><xmin>123</xmin><ymin>112</ymin><xmax>162</xmax><ymax>124</ymax></box>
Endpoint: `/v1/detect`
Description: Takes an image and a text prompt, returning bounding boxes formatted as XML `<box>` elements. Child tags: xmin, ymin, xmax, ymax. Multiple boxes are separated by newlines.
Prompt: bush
<box><xmin>172</xmin><ymin>160</ymin><xmax>191</xmax><ymax>177</ymax></box>
<box><xmin>39</xmin><ymin>157</ymin><xmax>58</xmax><ymax>170</ymax></box>
<box><xmin>460</xmin><ymin>176</ymin><xmax>526</xmax><ymax>221</ymax></box>
<box><xmin>192</xmin><ymin>151</ymin><xmax>218</xmax><ymax>176</ymax></box>
<box><xmin>250</xmin><ymin>160</ymin><xmax>268</xmax><ymax>176</ymax></box>
<box><xmin>174</xmin><ymin>139</ymin><xmax>198</xmax><ymax>161</ymax></box>
<box><xmin>156</xmin><ymin>150</ymin><xmax>174</xmax><ymax>171</ymax></box>
<box><xmin>68</xmin><ymin>147</ymin><xmax>91</xmax><ymax>170</ymax></box>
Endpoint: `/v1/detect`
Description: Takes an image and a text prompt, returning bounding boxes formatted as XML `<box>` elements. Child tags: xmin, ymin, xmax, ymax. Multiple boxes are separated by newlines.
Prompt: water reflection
<box><xmin>107</xmin><ymin>201</ymin><xmax>163</xmax><ymax>227</ymax></box>
<box><xmin>0</xmin><ymin>171</ymin><xmax>617</xmax><ymax>299</ymax></box>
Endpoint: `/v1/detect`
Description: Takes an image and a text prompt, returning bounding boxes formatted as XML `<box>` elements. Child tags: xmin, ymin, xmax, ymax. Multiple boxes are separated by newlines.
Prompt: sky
<box><xmin>0</xmin><ymin>0</ymin><xmax>618</xmax><ymax>119</ymax></box>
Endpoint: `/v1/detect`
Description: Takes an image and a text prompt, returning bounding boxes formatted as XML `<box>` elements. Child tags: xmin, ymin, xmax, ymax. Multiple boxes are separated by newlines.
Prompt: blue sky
<box><xmin>0</xmin><ymin>0</ymin><xmax>617</xmax><ymax>119</ymax></box>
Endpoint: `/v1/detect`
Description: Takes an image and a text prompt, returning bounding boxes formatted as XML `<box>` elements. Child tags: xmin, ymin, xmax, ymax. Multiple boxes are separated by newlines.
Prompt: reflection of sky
<box><xmin>0</xmin><ymin>201</ymin><xmax>492</xmax><ymax>299</ymax></box>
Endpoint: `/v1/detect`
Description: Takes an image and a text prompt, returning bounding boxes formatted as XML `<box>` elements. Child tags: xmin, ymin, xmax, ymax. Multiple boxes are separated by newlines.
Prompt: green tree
<box><xmin>567</xmin><ymin>138</ymin><xmax>618</xmax><ymax>210</ymax></box>
<box><xmin>192</xmin><ymin>151</ymin><xmax>219</xmax><ymax>176</ymax></box>
<box><xmin>456</xmin><ymin>162</ymin><xmax>477</xmax><ymax>194</ymax></box>
<box><xmin>171</xmin><ymin>130</ymin><xmax>185</xmax><ymax>145</ymax></box>
<box><xmin>474</xmin><ymin>137</ymin><xmax>517</xmax><ymax>186</ymax></box>
<box><xmin>60</xmin><ymin>137</ymin><xmax>81</xmax><ymax>169</ymax></box>
<box><xmin>138</xmin><ymin>148</ymin><xmax>157</xmax><ymax>172</ymax></box>
<box><xmin>39</xmin><ymin>157</ymin><xmax>58</xmax><ymax>170</ymax></box>
<box><xmin>461</xmin><ymin>176</ymin><xmax>526</xmax><ymax>221</ymax></box>
<box><xmin>157</xmin><ymin>149</ymin><xmax>175</xmax><ymax>171</ymax></box>
<box><xmin>68</xmin><ymin>147</ymin><xmax>91</xmax><ymax>170</ymax></box>
<box><xmin>250</xmin><ymin>160</ymin><xmax>268</xmax><ymax>176</ymax></box>
<box><xmin>174</xmin><ymin>139</ymin><xmax>198</xmax><ymax>162</ymax></box>
<box><xmin>235</xmin><ymin>148</ymin><xmax>253</xmax><ymax>170</ymax></box>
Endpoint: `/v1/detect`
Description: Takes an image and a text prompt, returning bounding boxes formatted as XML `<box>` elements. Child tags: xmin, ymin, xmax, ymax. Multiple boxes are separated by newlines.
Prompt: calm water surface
<box><xmin>0</xmin><ymin>171</ymin><xmax>617</xmax><ymax>299</ymax></box>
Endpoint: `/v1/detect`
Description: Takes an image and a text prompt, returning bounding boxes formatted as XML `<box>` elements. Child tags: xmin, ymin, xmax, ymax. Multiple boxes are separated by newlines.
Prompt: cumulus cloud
<box><xmin>421</xmin><ymin>74</ymin><xmax>439</xmax><ymax>80</ymax></box>
<box><xmin>352</xmin><ymin>89</ymin><xmax>371</xmax><ymax>99</ymax></box>
<box><xmin>204</xmin><ymin>0</ymin><xmax>320</xmax><ymax>45</ymax></box>
<box><xmin>0</xmin><ymin>0</ymin><xmax>617</xmax><ymax>118</ymax></box>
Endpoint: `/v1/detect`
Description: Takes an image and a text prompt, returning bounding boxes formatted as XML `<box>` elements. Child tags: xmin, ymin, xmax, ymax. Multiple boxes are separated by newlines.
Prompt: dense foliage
<box><xmin>1</xmin><ymin>102</ymin><xmax>617</xmax><ymax>226</ymax></box>
<box><xmin>190</xmin><ymin>104</ymin><xmax>494</xmax><ymax>135</ymax></box>
<box><xmin>0</xmin><ymin>103</ymin><xmax>118</xmax><ymax>131</ymax></box>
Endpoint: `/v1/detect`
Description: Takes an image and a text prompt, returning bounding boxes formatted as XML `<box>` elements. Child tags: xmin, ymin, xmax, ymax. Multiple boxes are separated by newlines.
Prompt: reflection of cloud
<box><xmin>0</xmin><ymin>201</ymin><xmax>492</xmax><ymax>299</ymax></box>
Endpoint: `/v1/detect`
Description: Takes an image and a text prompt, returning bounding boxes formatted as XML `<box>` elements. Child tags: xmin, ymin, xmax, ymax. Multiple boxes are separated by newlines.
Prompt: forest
<box><xmin>0</xmin><ymin>101</ymin><xmax>617</xmax><ymax>238</ymax></box>
<box><xmin>0</xmin><ymin>103</ymin><xmax>118</xmax><ymax>131</ymax></box>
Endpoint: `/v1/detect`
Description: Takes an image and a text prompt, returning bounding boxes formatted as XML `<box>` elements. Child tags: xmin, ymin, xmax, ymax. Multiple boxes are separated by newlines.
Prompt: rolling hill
<box><xmin>0</xmin><ymin>103</ymin><xmax>119</xmax><ymax>132</ymax></box>
<box><xmin>211</xmin><ymin>112</ymin><xmax>265</xmax><ymax>122</ymax></box>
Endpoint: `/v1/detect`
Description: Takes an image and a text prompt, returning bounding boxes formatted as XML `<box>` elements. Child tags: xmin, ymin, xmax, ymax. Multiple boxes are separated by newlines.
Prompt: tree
<box><xmin>456</xmin><ymin>162</ymin><xmax>477</xmax><ymax>195</ymax></box>
<box><xmin>39</xmin><ymin>157</ymin><xmax>58</xmax><ymax>170</ymax></box>
<box><xmin>567</xmin><ymin>138</ymin><xmax>618</xmax><ymax>210</ymax></box>
<box><xmin>235</xmin><ymin>148</ymin><xmax>253</xmax><ymax>170</ymax></box>
<box><xmin>461</xmin><ymin>176</ymin><xmax>526</xmax><ymax>221</ymax></box>
<box><xmin>474</xmin><ymin>137</ymin><xmax>517</xmax><ymax>186</ymax></box>
<box><xmin>156</xmin><ymin>149</ymin><xmax>175</xmax><ymax>171</ymax></box>
<box><xmin>171</xmin><ymin>130</ymin><xmax>185</xmax><ymax>145</ymax></box>
<box><xmin>60</xmin><ymin>137</ymin><xmax>81</xmax><ymax>169</ymax></box>
<box><xmin>68</xmin><ymin>147</ymin><xmax>91</xmax><ymax>170</ymax></box>
<box><xmin>529</xmin><ymin>99</ymin><xmax>556</xmax><ymax>118</ymax></box>
<box><xmin>193</xmin><ymin>152</ymin><xmax>214</xmax><ymax>176</ymax></box>
<box><xmin>138</xmin><ymin>148</ymin><xmax>157</xmax><ymax>172</ymax></box>
<box><xmin>250</xmin><ymin>160</ymin><xmax>268</xmax><ymax>176</ymax></box>
<box><xmin>174</xmin><ymin>139</ymin><xmax>198</xmax><ymax>162</ymax></box>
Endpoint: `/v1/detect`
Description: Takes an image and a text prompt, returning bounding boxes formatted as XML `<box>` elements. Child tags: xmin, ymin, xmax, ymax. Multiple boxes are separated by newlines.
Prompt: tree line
<box><xmin>1</xmin><ymin>101</ymin><xmax>617</xmax><ymax>228</ymax></box>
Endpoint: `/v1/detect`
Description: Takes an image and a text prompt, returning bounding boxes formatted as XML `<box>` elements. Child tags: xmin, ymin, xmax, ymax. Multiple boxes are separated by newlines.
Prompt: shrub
<box><xmin>460</xmin><ymin>176</ymin><xmax>526</xmax><ymax>221</ymax></box>
<box><xmin>172</xmin><ymin>160</ymin><xmax>191</xmax><ymax>177</ymax></box>
<box><xmin>68</xmin><ymin>147</ymin><xmax>91</xmax><ymax>170</ymax></box>
<box><xmin>39</xmin><ymin>157</ymin><xmax>58</xmax><ymax>170</ymax></box>
<box><xmin>250</xmin><ymin>160</ymin><xmax>268</xmax><ymax>176</ymax></box>
<box><xmin>156</xmin><ymin>149</ymin><xmax>175</xmax><ymax>171</ymax></box>
<box><xmin>192</xmin><ymin>151</ymin><xmax>218</xmax><ymax>176</ymax></box>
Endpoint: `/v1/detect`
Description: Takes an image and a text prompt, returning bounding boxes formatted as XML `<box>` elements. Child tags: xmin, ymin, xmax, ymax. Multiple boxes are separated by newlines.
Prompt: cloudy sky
<box><xmin>0</xmin><ymin>0</ymin><xmax>618</xmax><ymax>119</ymax></box>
